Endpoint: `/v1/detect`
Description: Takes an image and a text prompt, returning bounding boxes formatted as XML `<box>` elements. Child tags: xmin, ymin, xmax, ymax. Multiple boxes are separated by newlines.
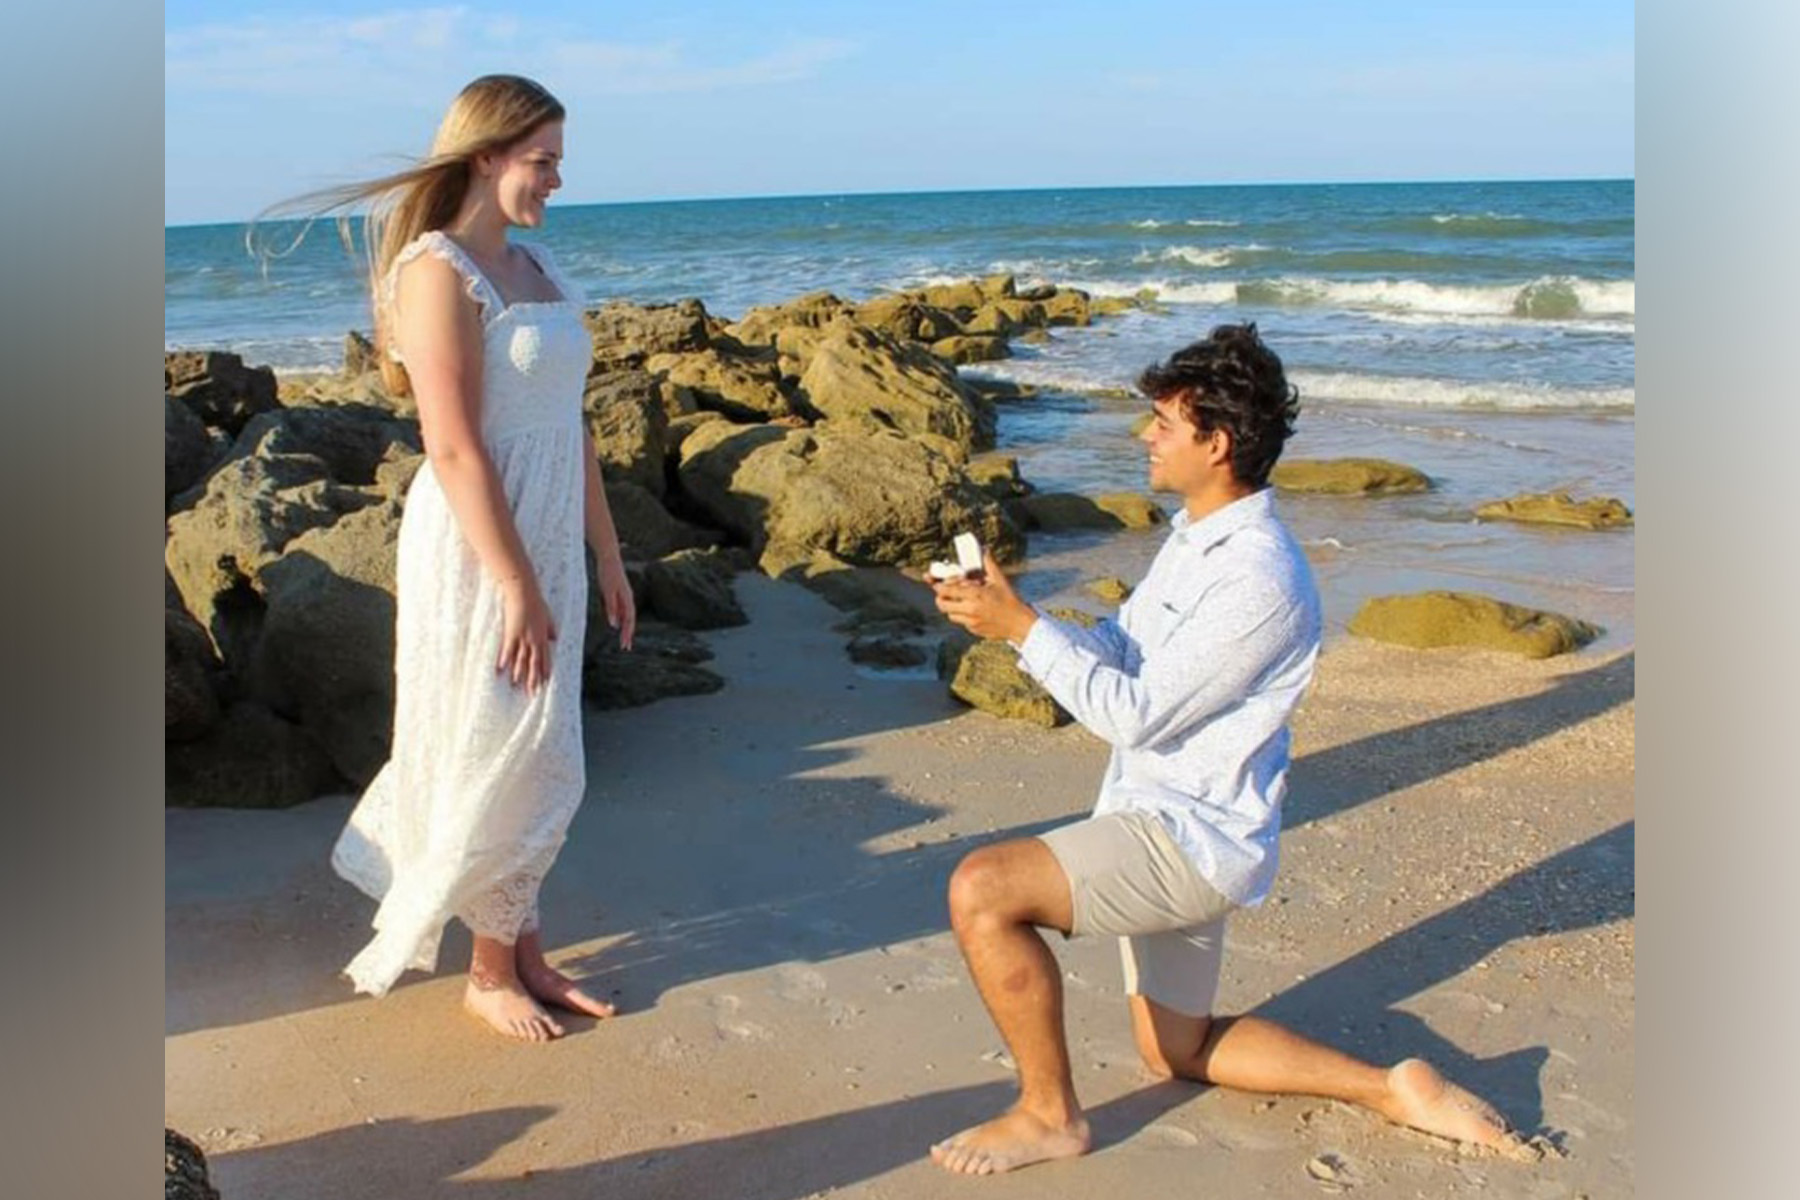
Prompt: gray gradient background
<box><xmin>1639</xmin><ymin>1</ymin><xmax>1798</xmax><ymax>1197</ymax></box>
<box><xmin>5</xmin><ymin>0</ymin><xmax>1786</xmax><ymax>1192</ymax></box>
<box><xmin>0</xmin><ymin>1</ymin><xmax>163</xmax><ymax>1192</ymax></box>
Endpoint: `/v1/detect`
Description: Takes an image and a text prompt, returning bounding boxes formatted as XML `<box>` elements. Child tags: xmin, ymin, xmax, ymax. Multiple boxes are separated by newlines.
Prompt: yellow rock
<box><xmin>1348</xmin><ymin>591</ymin><xmax>1601</xmax><ymax>658</ymax></box>
<box><xmin>1271</xmin><ymin>458</ymin><xmax>1430</xmax><ymax>495</ymax></box>
<box><xmin>1475</xmin><ymin>491</ymin><xmax>1633</xmax><ymax>530</ymax></box>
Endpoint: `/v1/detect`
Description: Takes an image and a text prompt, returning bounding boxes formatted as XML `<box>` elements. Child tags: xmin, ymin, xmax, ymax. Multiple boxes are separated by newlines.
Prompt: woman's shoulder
<box><xmin>388</xmin><ymin>230</ymin><xmax>496</xmax><ymax>313</ymax></box>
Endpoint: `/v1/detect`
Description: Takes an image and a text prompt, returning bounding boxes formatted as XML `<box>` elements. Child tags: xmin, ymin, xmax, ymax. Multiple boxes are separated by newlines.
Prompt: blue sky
<box><xmin>165</xmin><ymin>1</ymin><xmax>1633</xmax><ymax>225</ymax></box>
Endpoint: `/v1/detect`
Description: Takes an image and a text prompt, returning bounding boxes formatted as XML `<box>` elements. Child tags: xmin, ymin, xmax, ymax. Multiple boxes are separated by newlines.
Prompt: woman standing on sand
<box><xmin>278</xmin><ymin>74</ymin><xmax>634</xmax><ymax>1040</ymax></box>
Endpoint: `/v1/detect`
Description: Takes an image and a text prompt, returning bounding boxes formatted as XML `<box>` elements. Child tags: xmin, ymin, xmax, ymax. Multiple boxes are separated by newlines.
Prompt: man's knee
<box><xmin>950</xmin><ymin>845</ymin><xmax>1036</xmax><ymax>928</ymax></box>
<box><xmin>947</xmin><ymin>844</ymin><xmax>1019</xmax><ymax>927</ymax></box>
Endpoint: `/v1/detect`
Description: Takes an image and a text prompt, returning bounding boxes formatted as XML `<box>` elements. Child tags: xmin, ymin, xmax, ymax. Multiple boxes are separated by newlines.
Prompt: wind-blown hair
<box><xmin>1136</xmin><ymin>322</ymin><xmax>1300</xmax><ymax>487</ymax></box>
<box><xmin>248</xmin><ymin>74</ymin><xmax>564</xmax><ymax>396</ymax></box>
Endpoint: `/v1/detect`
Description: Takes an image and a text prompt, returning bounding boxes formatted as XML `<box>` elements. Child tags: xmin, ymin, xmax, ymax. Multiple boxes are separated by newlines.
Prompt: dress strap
<box><xmin>383</xmin><ymin>231</ymin><xmax>506</xmax><ymax>359</ymax></box>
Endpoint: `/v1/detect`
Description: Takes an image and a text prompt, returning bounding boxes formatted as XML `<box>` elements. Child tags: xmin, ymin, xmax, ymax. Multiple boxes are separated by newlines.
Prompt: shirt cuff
<box><xmin>1015</xmin><ymin>613</ymin><xmax>1073</xmax><ymax>680</ymax></box>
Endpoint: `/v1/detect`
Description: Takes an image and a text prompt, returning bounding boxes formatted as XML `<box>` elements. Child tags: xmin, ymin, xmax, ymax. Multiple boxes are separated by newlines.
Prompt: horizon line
<box><xmin>167</xmin><ymin>174</ymin><xmax>1634</xmax><ymax>230</ymax></box>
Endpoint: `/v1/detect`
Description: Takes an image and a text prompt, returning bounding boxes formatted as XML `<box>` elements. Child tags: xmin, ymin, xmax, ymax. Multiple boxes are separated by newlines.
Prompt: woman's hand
<box><xmin>497</xmin><ymin>576</ymin><xmax>558</xmax><ymax>694</ymax></box>
<box><xmin>598</xmin><ymin>553</ymin><xmax>637</xmax><ymax>652</ymax></box>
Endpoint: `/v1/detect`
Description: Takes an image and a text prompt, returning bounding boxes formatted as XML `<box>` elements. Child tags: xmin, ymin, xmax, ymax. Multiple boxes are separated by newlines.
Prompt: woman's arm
<box><xmin>394</xmin><ymin>254</ymin><xmax>557</xmax><ymax>690</ymax></box>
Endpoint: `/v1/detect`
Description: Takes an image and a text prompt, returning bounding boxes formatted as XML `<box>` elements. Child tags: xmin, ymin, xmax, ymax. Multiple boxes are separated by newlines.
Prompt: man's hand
<box><xmin>931</xmin><ymin>551</ymin><xmax>1039</xmax><ymax>643</ymax></box>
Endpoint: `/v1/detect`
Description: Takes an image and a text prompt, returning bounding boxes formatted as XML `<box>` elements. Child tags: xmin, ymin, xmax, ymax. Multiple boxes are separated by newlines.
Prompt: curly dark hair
<box><xmin>1136</xmin><ymin>323</ymin><xmax>1301</xmax><ymax>487</ymax></box>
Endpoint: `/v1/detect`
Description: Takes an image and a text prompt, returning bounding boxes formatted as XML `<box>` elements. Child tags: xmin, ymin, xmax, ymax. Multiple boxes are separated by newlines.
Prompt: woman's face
<box><xmin>487</xmin><ymin>120</ymin><xmax>563</xmax><ymax>228</ymax></box>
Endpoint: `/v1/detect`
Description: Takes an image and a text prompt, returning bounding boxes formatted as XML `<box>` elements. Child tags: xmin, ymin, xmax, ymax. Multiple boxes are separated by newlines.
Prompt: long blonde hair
<box><xmin>250</xmin><ymin>74</ymin><xmax>565</xmax><ymax>396</ymax></box>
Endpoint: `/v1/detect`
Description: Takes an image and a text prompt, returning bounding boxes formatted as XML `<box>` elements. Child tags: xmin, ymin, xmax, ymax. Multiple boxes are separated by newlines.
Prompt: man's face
<box><xmin>1139</xmin><ymin>393</ymin><xmax>1223</xmax><ymax>496</ymax></box>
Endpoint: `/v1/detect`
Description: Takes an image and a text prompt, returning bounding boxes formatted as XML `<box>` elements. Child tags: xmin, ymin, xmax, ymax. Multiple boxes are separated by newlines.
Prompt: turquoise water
<box><xmin>166</xmin><ymin>180</ymin><xmax>1635</xmax><ymax>646</ymax></box>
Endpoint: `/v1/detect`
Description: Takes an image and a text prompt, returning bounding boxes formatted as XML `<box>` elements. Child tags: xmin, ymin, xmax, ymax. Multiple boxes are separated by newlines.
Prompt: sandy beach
<box><xmin>166</xmin><ymin>566</ymin><xmax>1634</xmax><ymax>1199</ymax></box>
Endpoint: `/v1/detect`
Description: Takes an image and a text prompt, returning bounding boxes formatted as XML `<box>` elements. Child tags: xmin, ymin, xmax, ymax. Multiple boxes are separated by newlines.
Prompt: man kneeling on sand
<box><xmin>927</xmin><ymin>323</ymin><xmax>1528</xmax><ymax>1176</ymax></box>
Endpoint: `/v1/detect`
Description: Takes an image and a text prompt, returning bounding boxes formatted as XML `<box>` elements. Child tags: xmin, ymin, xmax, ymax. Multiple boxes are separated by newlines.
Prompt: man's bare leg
<box><xmin>930</xmin><ymin>839</ymin><xmax>1092</xmax><ymax>1176</ymax></box>
<box><xmin>516</xmin><ymin>929</ymin><xmax>616</xmax><ymax>1019</ymax></box>
<box><xmin>463</xmin><ymin>935</ymin><xmax>564</xmax><ymax>1041</ymax></box>
<box><xmin>1129</xmin><ymin>996</ymin><xmax>1531</xmax><ymax>1157</ymax></box>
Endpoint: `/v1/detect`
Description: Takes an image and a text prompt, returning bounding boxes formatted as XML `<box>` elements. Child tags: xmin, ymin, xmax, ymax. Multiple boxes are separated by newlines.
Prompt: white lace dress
<box><xmin>331</xmin><ymin>230</ymin><xmax>593</xmax><ymax>997</ymax></box>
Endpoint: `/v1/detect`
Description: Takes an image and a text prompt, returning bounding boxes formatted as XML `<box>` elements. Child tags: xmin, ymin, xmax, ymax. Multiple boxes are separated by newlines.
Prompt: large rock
<box><xmin>251</xmin><ymin>503</ymin><xmax>402</xmax><ymax>784</ymax></box>
<box><xmin>1094</xmin><ymin>493</ymin><xmax>1167</xmax><ymax>529</ymax></box>
<box><xmin>854</xmin><ymin>295</ymin><xmax>964</xmax><ymax>344</ymax></box>
<box><xmin>917</xmin><ymin>279</ymin><xmax>990</xmax><ymax>316</ymax></box>
<box><xmin>1348</xmin><ymin>591</ymin><xmax>1602</xmax><ymax>658</ymax></box>
<box><xmin>937</xmin><ymin>631</ymin><xmax>1067</xmax><ymax>727</ymax></box>
<box><xmin>282</xmin><ymin>369</ymin><xmax>414</xmax><ymax>418</ymax></box>
<box><xmin>725</xmin><ymin>291</ymin><xmax>854</xmax><ymax>347</ymax></box>
<box><xmin>584</xmin><ymin>370</ymin><xmax>670</xmax><ymax>497</ymax></box>
<box><xmin>1011</xmin><ymin>491</ymin><xmax>1166</xmax><ymax>531</ymax></box>
<box><xmin>164</xmin><ymin>454</ymin><xmax>380</xmax><ymax>660</ymax></box>
<box><xmin>583</xmin><ymin>620</ymin><xmax>725</xmax><ymax>709</ymax></box>
<box><xmin>964</xmin><ymin>303</ymin><xmax>1030</xmax><ymax>337</ymax></box>
<box><xmin>165</xmin><ymin>1128</ymin><xmax>221</xmax><ymax>1200</ymax></box>
<box><xmin>798</xmin><ymin>319</ymin><xmax>994</xmax><ymax>453</ymax></box>
<box><xmin>1475</xmin><ymin>491</ymin><xmax>1634</xmax><ymax>530</ymax></box>
<box><xmin>1039</xmin><ymin>289</ymin><xmax>1094</xmax><ymax>327</ymax></box>
<box><xmin>646</xmin><ymin>346</ymin><xmax>800</xmax><ymax>422</ymax></box>
<box><xmin>166</xmin><ymin>699</ymin><xmax>342</xmax><ymax>807</ymax></box>
<box><xmin>664</xmin><ymin>411</ymin><xmax>730</xmax><ymax>461</ymax></box>
<box><xmin>641</xmin><ymin>548</ymin><xmax>747</xmax><ymax>630</ymax></box>
<box><xmin>1272</xmin><ymin>458</ymin><xmax>1431</xmax><ymax>495</ymax></box>
<box><xmin>929</xmin><ymin>335</ymin><xmax>1012</xmax><ymax>366</ymax></box>
<box><xmin>1088</xmin><ymin>576</ymin><xmax>1133</xmax><ymax>604</ymax></box>
<box><xmin>583</xmin><ymin>299</ymin><xmax>712</xmax><ymax>373</ymax></box>
<box><xmin>343</xmin><ymin>329</ymin><xmax>380</xmax><ymax>376</ymax></box>
<box><xmin>165</xmin><ymin>393</ymin><xmax>217</xmax><ymax>503</ymax></box>
<box><xmin>605</xmin><ymin>479</ymin><xmax>720</xmax><ymax>562</ymax></box>
<box><xmin>965</xmin><ymin>453</ymin><xmax>1033</xmax><ymax>500</ymax></box>
<box><xmin>679</xmin><ymin>421</ymin><xmax>1022</xmax><ymax>569</ymax></box>
<box><xmin>165</xmin><ymin>350</ymin><xmax>280</xmax><ymax>435</ymax></box>
<box><xmin>166</xmin><ymin>587</ymin><xmax>222</xmax><ymax>743</ymax></box>
<box><xmin>673</xmin><ymin>420</ymin><xmax>797</xmax><ymax>545</ymax></box>
<box><xmin>226</xmin><ymin>402</ymin><xmax>422</xmax><ymax>488</ymax></box>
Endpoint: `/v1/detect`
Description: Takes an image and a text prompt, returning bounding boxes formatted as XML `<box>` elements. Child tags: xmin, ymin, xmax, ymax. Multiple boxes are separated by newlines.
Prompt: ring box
<box><xmin>928</xmin><ymin>532</ymin><xmax>986</xmax><ymax>582</ymax></box>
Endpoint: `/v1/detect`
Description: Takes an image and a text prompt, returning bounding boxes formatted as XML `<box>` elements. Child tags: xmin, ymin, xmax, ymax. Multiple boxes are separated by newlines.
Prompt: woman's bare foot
<box><xmin>1384</xmin><ymin>1059</ymin><xmax>1535</xmax><ymax>1159</ymax></box>
<box><xmin>929</xmin><ymin>1106</ymin><xmax>1091</xmax><ymax>1176</ymax></box>
<box><xmin>462</xmin><ymin>975</ymin><xmax>564</xmax><ymax>1042</ymax></box>
<box><xmin>516</xmin><ymin>932</ymin><xmax>616</xmax><ymax>1019</ymax></box>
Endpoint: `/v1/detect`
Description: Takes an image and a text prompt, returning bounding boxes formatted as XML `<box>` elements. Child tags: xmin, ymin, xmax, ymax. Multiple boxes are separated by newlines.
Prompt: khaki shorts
<box><xmin>1039</xmin><ymin>811</ymin><xmax>1236</xmax><ymax>1019</ymax></box>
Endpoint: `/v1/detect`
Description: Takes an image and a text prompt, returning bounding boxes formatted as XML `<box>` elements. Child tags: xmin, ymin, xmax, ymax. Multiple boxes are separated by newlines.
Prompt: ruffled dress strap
<box><xmin>382</xmin><ymin>231</ymin><xmax>506</xmax><ymax>361</ymax></box>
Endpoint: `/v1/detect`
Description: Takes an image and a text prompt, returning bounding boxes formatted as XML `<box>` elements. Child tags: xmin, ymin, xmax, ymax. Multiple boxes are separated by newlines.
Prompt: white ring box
<box><xmin>928</xmin><ymin>533</ymin><xmax>986</xmax><ymax>582</ymax></box>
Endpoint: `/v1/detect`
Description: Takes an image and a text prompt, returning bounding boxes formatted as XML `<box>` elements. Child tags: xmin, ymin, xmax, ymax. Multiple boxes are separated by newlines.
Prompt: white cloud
<box><xmin>166</xmin><ymin>8</ymin><xmax>857</xmax><ymax>99</ymax></box>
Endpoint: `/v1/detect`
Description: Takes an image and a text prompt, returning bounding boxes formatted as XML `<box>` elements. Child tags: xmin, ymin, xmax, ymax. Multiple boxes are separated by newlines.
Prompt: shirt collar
<box><xmin>1170</xmin><ymin>487</ymin><xmax>1276</xmax><ymax>553</ymax></box>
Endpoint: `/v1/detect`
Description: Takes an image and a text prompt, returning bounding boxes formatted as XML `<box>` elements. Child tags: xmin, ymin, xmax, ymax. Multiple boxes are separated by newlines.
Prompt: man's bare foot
<box><xmin>929</xmin><ymin>1107</ymin><xmax>1091</xmax><ymax>1176</ymax></box>
<box><xmin>1385</xmin><ymin>1059</ymin><xmax>1535</xmax><ymax>1159</ymax></box>
<box><xmin>462</xmin><ymin>977</ymin><xmax>564</xmax><ymax>1042</ymax></box>
<box><xmin>519</xmin><ymin>960</ymin><xmax>617</xmax><ymax>1019</ymax></box>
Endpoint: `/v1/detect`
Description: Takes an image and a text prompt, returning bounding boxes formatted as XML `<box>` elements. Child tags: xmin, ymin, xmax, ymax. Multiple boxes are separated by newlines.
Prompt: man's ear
<box><xmin>1206</xmin><ymin>425</ymin><xmax>1233</xmax><ymax>467</ymax></box>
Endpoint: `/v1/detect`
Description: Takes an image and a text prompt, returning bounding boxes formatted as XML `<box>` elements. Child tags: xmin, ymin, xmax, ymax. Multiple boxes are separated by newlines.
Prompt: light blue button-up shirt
<box><xmin>1016</xmin><ymin>488</ymin><xmax>1321</xmax><ymax>907</ymax></box>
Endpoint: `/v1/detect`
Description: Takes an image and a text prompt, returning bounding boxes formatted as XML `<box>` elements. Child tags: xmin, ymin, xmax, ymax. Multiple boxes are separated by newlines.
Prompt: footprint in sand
<box><xmin>825</xmin><ymin>999</ymin><xmax>865</xmax><ymax>1029</ymax></box>
<box><xmin>773</xmin><ymin>965</ymin><xmax>829</xmax><ymax>1003</ymax></box>
<box><xmin>710</xmin><ymin>994</ymin><xmax>774</xmax><ymax>1042</ymax></box>
<box><xmin>1200</xmin><ymin>1110</ymin><xmax>1293</xmax><ymax>1153</ymax></box>
<box><xmin>905</xmin><ymin>959</ymin><xmax>963</xmax><ymax>992</ymax></box>
<box><xmin>1553</xmin><ymin>1091</ymin><xmax>1627</xmax><ymax>1133</ymax></box>
<box><xmin>1136</xmin><ymin>1123</ymin><xmax>1202</xmax><ymax>1149</ymax></box>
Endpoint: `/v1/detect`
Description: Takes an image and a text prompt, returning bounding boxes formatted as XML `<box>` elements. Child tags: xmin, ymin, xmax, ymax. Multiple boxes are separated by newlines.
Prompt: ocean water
<box><xmin>166</xmin><ymin>180</ymin><xmax>1635</xmax><ymax>647</ymax></box>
